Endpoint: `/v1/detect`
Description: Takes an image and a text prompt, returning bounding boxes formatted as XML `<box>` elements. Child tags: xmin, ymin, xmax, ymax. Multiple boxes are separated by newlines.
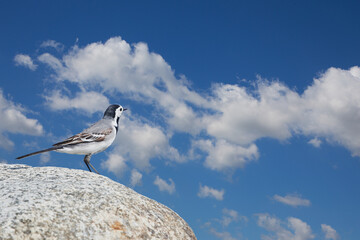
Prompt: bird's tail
<box><xmin>16</xmin><ymin>146</ymin><xmax>63</xmax><ymax>160</ymax></box>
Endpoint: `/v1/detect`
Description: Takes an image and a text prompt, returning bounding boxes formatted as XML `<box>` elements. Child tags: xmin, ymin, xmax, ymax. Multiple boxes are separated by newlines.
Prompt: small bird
<box><xmin>17</xmin><ymin>104</ymin><xmax>127</xmax><ymax>174</ymax></box>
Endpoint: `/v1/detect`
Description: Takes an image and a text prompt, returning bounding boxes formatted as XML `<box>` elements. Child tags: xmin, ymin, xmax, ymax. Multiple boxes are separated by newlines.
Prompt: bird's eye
<box><xmin>120</xmin><ymin>108</ymin><xmax>123</xmax><ymax>112</ymax></box>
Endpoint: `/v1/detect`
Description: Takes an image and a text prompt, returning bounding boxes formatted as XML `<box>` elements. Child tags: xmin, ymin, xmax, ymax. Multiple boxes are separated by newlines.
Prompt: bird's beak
<box><xmin>124</xmin><ymin>108</ymin><xmax>128</xmax><ymax>111</ymax></box>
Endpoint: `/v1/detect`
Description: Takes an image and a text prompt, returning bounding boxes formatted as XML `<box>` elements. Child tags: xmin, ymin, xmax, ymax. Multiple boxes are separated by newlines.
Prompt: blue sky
<box><xmin>1</xmin><ymin>1</ymin><xmax>360</xmax><ymax>239</ymax></box>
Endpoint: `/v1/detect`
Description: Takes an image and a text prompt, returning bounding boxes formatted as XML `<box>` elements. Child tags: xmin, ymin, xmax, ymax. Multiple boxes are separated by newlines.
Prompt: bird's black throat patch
<box><xmin>115</xmin><ymin>116</ymin><xmax>120</xmax><ymax>132</ymax></box>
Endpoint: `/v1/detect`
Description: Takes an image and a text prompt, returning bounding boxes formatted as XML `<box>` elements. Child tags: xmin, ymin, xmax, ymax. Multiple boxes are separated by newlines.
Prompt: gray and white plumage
<box><xmin>17</xmin><ymin>104</ymin><xmax>127</xmax><ymax>174</ymax></box>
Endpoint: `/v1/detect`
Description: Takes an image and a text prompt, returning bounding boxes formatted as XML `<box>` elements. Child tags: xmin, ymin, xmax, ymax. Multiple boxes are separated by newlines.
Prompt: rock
<box><xmin>0</xmin><ymin>164</ymin><xmax>196</xmax><ymax>240</ymax></box>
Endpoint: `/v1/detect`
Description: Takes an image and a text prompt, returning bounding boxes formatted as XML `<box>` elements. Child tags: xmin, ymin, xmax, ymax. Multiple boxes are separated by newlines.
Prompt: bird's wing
<box><xmin>52</xmin><ymin>128</ymin><xmax>113</xmax><ymax>147</ymax></box>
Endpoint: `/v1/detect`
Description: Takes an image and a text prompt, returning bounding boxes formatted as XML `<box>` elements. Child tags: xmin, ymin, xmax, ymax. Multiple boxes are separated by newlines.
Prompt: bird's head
<box><xmin>103</xmin><ymin>104</ymin><xmax>127</xmax><ymax>123</ymax></box>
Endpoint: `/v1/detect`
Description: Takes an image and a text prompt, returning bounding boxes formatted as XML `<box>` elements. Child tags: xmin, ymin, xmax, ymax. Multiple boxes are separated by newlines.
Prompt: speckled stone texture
<box><xmin>0</xmin><ymin>164</ymin><xmax>196</xmax><ymax>240</ymax></box>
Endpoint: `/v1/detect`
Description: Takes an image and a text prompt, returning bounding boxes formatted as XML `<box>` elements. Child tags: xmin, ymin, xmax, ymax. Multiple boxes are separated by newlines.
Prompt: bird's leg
<box><xmin>83</xmin><ymin>155</ymin><xmax>92</xmax><ymax>172</ymax></box>
<box><xmin>83</xmin><ymin>154</ymin><xmax>100</xmax><ymax>174</ymax></box>
<box><xmin>88</xmin><ymin>162</ymin><xmax>100</xmax><ymax>174</ymax></box>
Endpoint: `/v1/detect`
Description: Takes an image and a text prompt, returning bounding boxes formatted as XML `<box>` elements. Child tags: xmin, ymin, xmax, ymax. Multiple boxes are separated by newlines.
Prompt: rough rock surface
<box><xmin>0</xmin><ymin>164</ymin><xmax>196</xmax><ymax>240</ymax></box>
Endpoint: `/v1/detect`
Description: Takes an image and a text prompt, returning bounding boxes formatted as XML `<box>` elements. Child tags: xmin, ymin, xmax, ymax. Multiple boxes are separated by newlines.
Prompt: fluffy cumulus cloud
<box><xmin>202</xmin><ymin>67</ymin><xmax>360</xmax><ymax>169</ymax></box>
<box><xmin>204</xmin><ymin>66</ymin><xmax>360</xmax><ymax>159</ymax></box>
<box><xmin>37</xmin><ymin>38</ymin><xmax>205</xmax><ymax>113</ymax></box>
<box><xmin>44</xmin><ymin>90</ymin><xmax>109</xmax><ymax>114</ymax></box>
<box><xmin>321</xmin><ymin>224</ymin><xmax>339</xmax><ymax>240</ymax></box>
<box><xmin>14</xmin><ymin>54</ymin><xmax>37</xmax><ymax>70</ymax></box>
<box><xmin>198</xmin><ymin>184</ymin><xmax>225</xmax><ymax>201</ymax></box>
<box><xmin>273</xmin><ymin>193</ymin><xmax>311</xmax><ymax>207</ymax></box>
<box><xmin>0</xmin><ymin>89</ymin><xmax>43</xmax><ymax>150</ymax></box>
<box><xmin>101</xmin><ymin>153</ymin><xmax>128</xmax><ymax>177</ymax></box>
<box><xmin>28</xmin><ymin>36</ymin><xmax>360</xmax><ymax>173</ymax></box>
<box><xmin>257</xmin><ymin>214</ymin><xmax>314</xmax><ymax>240</ymax></box>
<box><xmin>300</xmin><ymin>67</ymin><xmax>360</xmax><ymax>156</ymax></box>
<box><xmin>193</xmin><ymin>139</ymin><xmax>259</xmax><ymax>172</ymax></box>
<box><xmin>153</xmin><ymin>175</ymin><xmax>175</xmax><ymax>194</ymax></box>
<box><xmin>204</xmin><ymin>81</ymin><xmax>302</xmax><ymax>145</ymax></box>
<box><xmin>108</xmin><ymin>115</ymin><xmax>183</xmax><ymax>172</ymax></box>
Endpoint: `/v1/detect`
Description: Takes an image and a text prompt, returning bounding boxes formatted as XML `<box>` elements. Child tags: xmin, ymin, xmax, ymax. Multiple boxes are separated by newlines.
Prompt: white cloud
<box><xmin>321</xmin><ymin>224</ymin><xmax>339</xmax><ymax>240</ymax></box>
<box><xmin>204</xmin><ymin>81</ymin><xmax>302</xmax><ymax>145</ymax></box>
<box><xmin>101</xmin><ymin>153</ymin><xmax>127</xmax><ymax>177</ymax></box>
<box><xmin>153</xmin><ymin>175</ymin><xmax>175</xmax><ymax>194</ymax></box>
<box><xmin>44</xmin><ymin>90</ymin><xmax>109</xmax><ymax>114</ymax></box>
<box><xmin>300</xmin><ymin>67</ymin><xmax>360</xmax><ymax>156</ymax></box>
<box><xmin>40</xmin><ymin>40</ymin><xmax>64</xmax><ymax>51</ymax></box>
<box><xmin>287</xmin><ymin>217</ymin><xmax>315</xmax><ymax>240</ymax></box>
<box><xmin>37</xmin><ymin>38</ymin><xmax>205</xmax><ymax>113</ymax></box>
<box><xmin>204</xmin><ymin>66</ymin><xmax>360</xmax><ymax>157</ymax></box>
<box><xmin>221</xmin><ymin>209</ymin><xmax>239</xmax><ymax>227</ymax></box>
<box><xmin>308</xmin><ymin>138</ymin><xmax>322</xmax><ymax>148</ymax></box>
<box><xmin>0</xmin><ymin>89</ymin><xmax>43</xmax><ymax>150</ymax></box>
<box><xmin>209</xmin><ymin>228</ymin><xmax>237</xmax><ymax>240</ymax></box>
<box><xmin>207</xmin><ymin>66</ymin><xmax>360</xmax><ymax>167</ymax></box>
<box><xmin>205</xmin><ymin>208</ymin><xmax>247</xmax><ymax>240</ymax></box>
<box><xmin>14</xmin><ymin>54</ymin><xmax>37</xmax><ymax>70</ymax></box>
<box><xmin>220</xmin><ymin>208</ymin><xmax>247</xmax><ymax>227</ymax></box>
<box><xmin>130</xmin><ymin>169</ymin><xmax>142</xmax><ymax>187</ymax></box>
<box><xmin>38</xmin><ymin>53</ymin><xmax>63</xmax><ymax>73</ymax></box>
<box><xmin>110</xmin><ymin>116</ymin><xmax>183</xmax><ymax>171</ymax></box>
<box><xmin>198</xmin><ymin>184</ymin><xmax>225</xmax><ymax>201</ymax></box>
<box><xmin>193</xmin><ymin>139</ymin><xmax>259</xmax><ymax>172</ymax></box>
<box><xmin>32</xmin><ymin>37</ymin><xmax>360</xmax><ymax>172</ymax></box>
<box><xmin>257</xmin><ymin>214</ymin><xmax>314</xmax><ymax>240</ymax></box>
<box><xmin>273</xmin><ymin>193</ymin><xmax>311</xmax><ymax>207</ymax></box>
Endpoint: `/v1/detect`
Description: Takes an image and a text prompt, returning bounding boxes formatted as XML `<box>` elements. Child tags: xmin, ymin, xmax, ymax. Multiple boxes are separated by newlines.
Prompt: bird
<box><xmin>16</xmin><ymin>104</ymin><xmax>127</xmax><ymax>174</ymax></box>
